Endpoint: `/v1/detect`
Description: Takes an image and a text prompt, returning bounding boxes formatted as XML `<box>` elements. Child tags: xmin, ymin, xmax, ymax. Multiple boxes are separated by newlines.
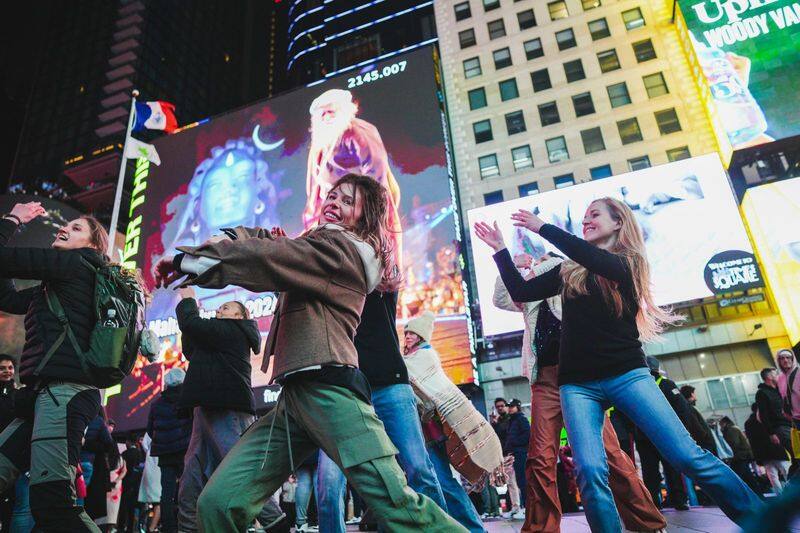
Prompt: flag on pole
<box><xmin>133</xmin><ymin>101</ymin><xmax>177</xmax><ymax>133</ymax></box>
<box><xmin>124</xmin><ymin>136</ymin><xmax>161</xmax><ymax>165</ymax></box>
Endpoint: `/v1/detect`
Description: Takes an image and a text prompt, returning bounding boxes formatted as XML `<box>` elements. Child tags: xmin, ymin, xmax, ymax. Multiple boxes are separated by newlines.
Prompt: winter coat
<box><xmin>505</xmin><ymin>411</ymin><xmax>531</xmax><ymax>452</ymax></box>
<box><xmin>0</xmin><ymin>381</ymin><xmax>16</xmax><ymax>432</ymax></box>
<box><xmin>744</xmin><ymin>412</ymin><xmax>788</xmax><ymax>463</ymax></box>
<box><xmin>81</xmin><ymin>414</ymin><xmax>115</xmax><ymax>463</ymax></box>
<box><xmin>147</xmin><ymin>385</ymin><xmax>192</xmax><ymax>457</ymax></box>
<box><xmin>755</xmin><ymin>383</ymin><xmax>791</xmax><ymax>435</ymax></box>
<box><xmin>777</xmin><ymin>363</ymin><xmax>800</xmax><ymax>420</ymax></box>
<box><xmin>0</xmin><ymin>219</ymin><xmax>104</xmax><ymax>385</ymax></box>
<box><xmin>685</xmin><ymin>405</ymin><xmax>718</xmax><ymax>455</ymax></box>
<box><xmin>176</xmin><ymin>224</ymin><xmax>380</xmax><ymax>382</ymax></box>
<box><xmin>492</xmin><ymin>414</ymin><xmax>510</xmax><ymax>454</ymax></box>
<box><xmin>177</xmin><ymin>298</ymin><xmax>260</xmax><ymax>414</ymax></box>
<box><xmin>722</xmin><ymin>423</ymin><xmax>753</xmax><ymax>462</ymax></box>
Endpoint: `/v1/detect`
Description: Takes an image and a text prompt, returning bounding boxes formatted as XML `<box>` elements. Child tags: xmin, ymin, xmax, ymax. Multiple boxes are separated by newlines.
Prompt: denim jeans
<box><xmin>427</xmin><ymin>440</ymin><xmax>485</xmax><ymax>533</ymax></box>
<box><xmin>159</xmin><ymin>464</ymin><xmax>181</xmax><ymax>533</ymax></box>
<box><xmin>316</xmin><ymin>384</ymin><xmax>447</xmax><ymax>532</ymax></box>
<box><xmin>10</xmin><ymin>473</ymin><xmax>33</xmax><ymax>533</ymax></box>
<box><xmin>560</xmin><ymin>367</ymin><xmax>764</xmax><ymax>532</ymax></box>
<box><xmin>295</xmin><ymin>464</ymin><xmax>315</xmax><ymax>527</ymax></box>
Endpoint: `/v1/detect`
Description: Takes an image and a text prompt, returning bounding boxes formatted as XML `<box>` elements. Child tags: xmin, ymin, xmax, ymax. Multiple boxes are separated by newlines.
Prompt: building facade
<box><xmin>434</xmin><ymin>0</ymin><xmax>789</xmax><ymax>424</ymax></box>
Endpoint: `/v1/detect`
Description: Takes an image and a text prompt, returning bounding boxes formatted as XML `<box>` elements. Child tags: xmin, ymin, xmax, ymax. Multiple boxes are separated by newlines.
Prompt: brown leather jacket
<box><xmin>177</xmin><ymin>225</ymin><xmax>380</xmax><ymax>382</ymax></box>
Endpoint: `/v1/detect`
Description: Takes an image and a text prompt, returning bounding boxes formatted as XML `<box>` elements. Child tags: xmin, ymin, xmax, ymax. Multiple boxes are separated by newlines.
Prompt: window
<box><xmin>463</xmin><ymin>57</ymin><xmax>482</xmax><ymax>78</ymax></box>
<box><xmin>655</xmin><ymin>108</ymin><xmax>682</xmax><ymax>134</ymax></box>
<box><xmin>531</xmin><ymin>68</ymin><xmax>552</xmax><ymax>92</ymax></box>
<box><xmin>582</xmin><ymin>0</ymin><xmax>601</xmax><ymax>9</ymax></box>
<box><xmin>617</xmin><ymin>117</ymin><xmax>643</xmax><ymax>144</ymax></box>
<box><xmin>512</xmin><ymin>145</ymin><xmax>533</xmax><ymax>171</ymax></box>
<box><xmin>538</xmin><ymin>102</ymin><xmax>560</xmax><ymax>126</ymax></box>
<box><xmin>622</xmin><ymin>7</ymin><xmax>645</xmax><ymax>30</ymax></box>
<box><xmin>597</xmin><ymin>49</ymin><xmax>621</xmax><ymax>72</ymax></box>
<box><xmin>546</xmin><ymin>136</ymin><xmax>569</xmax><ymax>163</ymax></box>
<box><xmin>468</xmin><ymin>87</ymin><xmax>487</xmax><ymax>110</ymax></box>
<box><xmin>484</xmin><ymin>190</ymin><xmax>504</xmax><ymax>205</ymax></box>
<box><xmin>493</xmin><ymin>47</ymin><xmax>512</xmax><ymax>69</ymax></box>
<box><xmin>667</xmin><ymin>146</ymin><xmax>691</xmax><ymax>161</ymax></box>
<box><xmin>488</xmin><ymin>19</ymin><xmax>506</xmax><ymax>39</ymax></box>
<box><xmin>479</xmin><ymin>154</ymin><xmax>500</xmax><ymax>178</ymax></box>
<box><xmin>643</xmin><ymin>72</ymin><xmax>669</xmax><ymax>98</ymax></box>
<box><xmin>459</xmin><ymin>29</ymin><xmax>476</xmax><ymax>48</ymax></box>
<box><xmin>581</xmin><ymin>127</ymin><xmax>605</xmax><ymax>153</ymax></box>
<box><xmin>548</xmin><ymin>1</ymin><xmax>569</xmax><ymax>20</ymax></box>
<box><xmin>518</xmin><ymin>9</ymin><xmax>536</xmax><ymax>30</ymax></box>
<box><xmin>505</xmin><ymin>110</ymin><xmax>527</xmax><ymax>134</ymax></box>
<box><xmin>454</xmin><ymin>2</ymin><xmax>472</xmax><ymax>21</ymax></box>
<box><xmin>524</xmin><ymin>38</ymin><xmax>544</xmax><ymax>60</ymax></box>
<box><xmin>518</xmin><ymin>182</ymin><xmax>539</xmax><ymax>196</ymax></box>
<box><xmin>588</xmin><ymin>18</ymin><xmax>610</xmax><ymax>40</ymax></box>
<box><xmin>627</xmin><ymin>156</ymin><xmax>651</xmax><ymax>171</ymax></box>
<box><xmin>473</xmin><ymin>120</ymin><xmax>493</xmax><ymax>143</ymax></box>
<box><xmin>499</xmin><ymin>78</ymin><xmax>519</xmax><ymax>101</ymax></box>
<box><xmin>633</xmin><ymin>39</ymin><xmax>656</xmax><ymax>62</ymax></box>
<box><xmin>554</xmin><ymin>173</ymin><xmax>575</xmax><ymax>188</ymax></box>
<box><xmin>607</xmin><ymin>82</ymin><xmax>631</xmax><ymax>107</ymax></box>
<box><xmin>556</xmin><ymin>28</ymin><xmax>577</xmax><ymax>50</ymax></box>
<box><xmin>572</xmin><ymin>92</ymin><xmax>595</xmax><ymax>116</ymax></box>
<box><xmin>564</xmin><ymin>59</ymin><xmax>585</xmax><ymax>82</ymax></box>
<box><xmin>483</xmin><ymin>0</ymin><xmax>500</xmax><ymax>11</ymax></box>
<box><xmin>590</xmin><ymin>164</ymin><xmax>613</xmax><ymax>179</ymax></box>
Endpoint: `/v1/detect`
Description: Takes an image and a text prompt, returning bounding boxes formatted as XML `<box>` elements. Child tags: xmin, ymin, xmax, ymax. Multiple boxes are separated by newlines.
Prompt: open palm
<box><xmin>474</xmin><ymin>221</ymin><xmax>506</xmax><ymax>252</ymax></box>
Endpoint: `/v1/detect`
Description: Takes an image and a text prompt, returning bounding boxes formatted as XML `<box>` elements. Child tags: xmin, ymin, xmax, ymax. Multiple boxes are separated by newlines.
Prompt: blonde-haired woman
<box><xmin>475</xmin><ymin>197</ymin><xmax>763</xmax><ymax>531</ymax></box>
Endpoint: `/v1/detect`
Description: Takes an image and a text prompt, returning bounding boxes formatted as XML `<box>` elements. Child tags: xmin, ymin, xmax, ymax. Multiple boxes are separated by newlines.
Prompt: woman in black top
<box><xmin>475</xmin><ymin>197</ymin><xmax>763</xmax><ymax>531</ymax></box>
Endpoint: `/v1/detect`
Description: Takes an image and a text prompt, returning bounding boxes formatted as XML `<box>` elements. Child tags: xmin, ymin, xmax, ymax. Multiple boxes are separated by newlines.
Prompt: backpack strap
<box><xmin>36</xmin><ymin>285</ymin><xmax>91</xmax><ymax>380</ymax></box>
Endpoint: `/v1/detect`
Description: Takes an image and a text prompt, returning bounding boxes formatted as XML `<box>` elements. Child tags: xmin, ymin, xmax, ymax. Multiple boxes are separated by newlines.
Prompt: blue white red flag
<box><xmin>133</xmin><ymin>101</ymin><xmax>177</xmax><ymax>133</ymax></box>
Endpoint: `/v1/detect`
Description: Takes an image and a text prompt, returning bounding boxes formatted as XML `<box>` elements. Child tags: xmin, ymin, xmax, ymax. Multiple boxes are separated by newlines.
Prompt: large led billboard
<box><xmin>676</xmin><ymin>0</ymin><xmax>800</xmax><ymax>158</ymax></box>
<box><xmin>742</xmin><ymin>177</ymin><xmax>800</xmax><ymax>345</ymax></box>
<box><xmin>106</xmin><ymin>47</ymin><xmax>473</xmax><ymax>430</ymax></box>
<box><xmin>468</xmin><ymin>154</ymin><xmax>760</xmax><ymax>337</ymax></box>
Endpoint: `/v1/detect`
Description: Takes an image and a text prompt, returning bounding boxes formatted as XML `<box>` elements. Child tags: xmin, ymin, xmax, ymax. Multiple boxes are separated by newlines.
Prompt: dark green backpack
<box><xmin>37</xmin><ymin>258</ymin><xmax>145</xmax><ymax>388</ymax></box>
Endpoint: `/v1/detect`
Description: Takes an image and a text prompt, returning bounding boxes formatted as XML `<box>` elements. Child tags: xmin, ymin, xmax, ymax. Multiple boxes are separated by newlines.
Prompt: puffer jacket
<box><xmin>505</xmin><ymin>411</ymin><xmax>531</xmax><ymax>452</ymax></box>
<box><xmin>177</xmin><ymin>298</ymin><xmax>261</xmax><ymax>414</ymax></box>
<box><xmin>147</xmin><ymin>385</ymin><xmax>192</xmax><ymax>457</ymax></box>
<box><xmin>0</xmin><ymin>219</ymin><xmax>103</xmax><ymax>386</ymax></box>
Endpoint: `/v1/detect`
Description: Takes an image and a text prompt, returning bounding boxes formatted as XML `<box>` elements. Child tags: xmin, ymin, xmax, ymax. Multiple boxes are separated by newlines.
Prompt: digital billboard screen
<box><xmin>106</xmin><ymin>47</ymin><xmax>473</xmax><ymax>431</ymax></box>
<box><xmin>742</xmin><ymin>177</ymin><xmax>800</xmax><ymax>345</ymax></box>
<box><xmin>467</xmin><ymin>154</ymin><xmax>760</xmax><ymax>337</ymax></box>
<box><xmin>676</xmin><ymin>0</ymin><xmax>800</xmax><ymax>154</ymax></box>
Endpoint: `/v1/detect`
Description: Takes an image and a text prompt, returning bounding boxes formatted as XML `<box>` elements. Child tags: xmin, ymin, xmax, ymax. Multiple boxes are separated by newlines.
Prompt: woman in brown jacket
<box><xmin>154</xmin><ymin>174</ymin><xmax>465</xmax><ymax>533</ymax></box>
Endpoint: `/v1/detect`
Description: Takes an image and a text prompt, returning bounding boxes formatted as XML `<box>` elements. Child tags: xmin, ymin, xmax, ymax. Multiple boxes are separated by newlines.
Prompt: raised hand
<box><xmin>177</xmin><ymin>286</ymin><xmax>196</xmax><ymax>300</ymax></box>
<box><xmin>154</xmin><ymin>256</ymin><xmax>183</xmax><ymax>288</ymax></box>
<box><xmin>270</xmin><ymin>226</ymin><xmax>287</xmax><ymax>238</ymax></box>
<box><xmin>474</xmin><ymin>221</ymin><xmax>506</xmax><ymax>253</ymax></box>
<box><xmin>8</xmin><ymin>202</ymin><xmax>47</xmax><ymax>224</ymax></box>
<box><xmin>510</xmin><ymin>209</ymin><xmax>545</xmax><ymax>233</ymax></box>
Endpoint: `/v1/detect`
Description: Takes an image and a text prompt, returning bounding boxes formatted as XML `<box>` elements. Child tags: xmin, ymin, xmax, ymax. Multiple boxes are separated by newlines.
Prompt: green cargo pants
<box><xmin>196</xmin><ymin>379</ymin><xmax>466</xmax><ymax>532</ymax></box>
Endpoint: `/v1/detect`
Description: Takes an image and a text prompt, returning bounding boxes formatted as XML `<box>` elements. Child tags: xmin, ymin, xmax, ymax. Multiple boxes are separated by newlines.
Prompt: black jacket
<box><xmin>685</xmin><ymin>405</ymin><xmax>718</xmax><ymax>456</ymax></box>
<box><xmin>0</xmin><ymin>381</ymin><xmax>16</xmax><ymax>432</ymax></box>
<box><xmin>722</xmin><ymin>423</ymin><xmax>753</xmax><ymax>462</ymax></box>
<box><xmin>177</xmin><ymin>298</ymin><xmax>260</xmax><ymax>414</ymax></box>
<box><xmin>755</xmin><ymin>383</ymin><xmax>791</xmax><ymax>434</ymax></box>
<box><xmin>0</xmin><ymin>219</ymin><xmax>104</xmax><ymax>386</ymax></box>
<box><xmin>744</xmin><ymin>412</ymin><xmax>788</xmax><ymax>463</ymax></box>
<box><xmin>147</xmin><ymin>385</ymin><xmax>192</xmax><ymax>457</ymax></box>
<box><xmin>505</xmin><ymin>411</ymin><xmax>531</xmax><ymax>452</ymax></box>
<box><xmin>81</xmin><ymin>414</ymin><xmax>115</xmax><ymax>463</ymax></box>
<box><xmin>492</xmin><ymin>414</ymin><xmax>511</xmax><ymax>454</ymax></box>
<box><xmin>354</xmin><ymin>291</ymin><xmax>408</xmax><ymax>388</ymax></box>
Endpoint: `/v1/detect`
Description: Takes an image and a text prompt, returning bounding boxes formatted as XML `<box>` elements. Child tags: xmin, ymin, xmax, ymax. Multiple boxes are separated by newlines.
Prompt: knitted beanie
<box><xmin>405</xmin><ymin>311</ymin><xmax>436</xmax><ymax>343</ymax></box>
<box><xmin>164</xmin><ymin>367</ymin><xmax>186</xmax><ymax>388</ymax></box>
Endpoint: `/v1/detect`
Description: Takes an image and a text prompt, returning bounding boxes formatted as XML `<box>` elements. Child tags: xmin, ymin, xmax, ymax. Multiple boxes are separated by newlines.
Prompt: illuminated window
<box><xmin>628</xmin><ymin>156</ymin><xmax>651</xmax><ymax>171</ymax></box>
<box><xmin>548</xmin><ymin>1</ymin><xmax>569</xmax><ymax>20</ymax></box>
<box><xmin>564</xmin><ymin>59</ymin><xmax>585</xmax><ymax>82</ymax></box>
<box><xmin>518</xmin><ymin>182</ymin><xmax>539</xmax><ymax>196</ymax></box>
<box><xmin>667</xmin><ymin>146</ymin><xmax>691</xmax><ymax>161</ymax></box>
<box><xmin>455</xmin><ymin>2</ymin><xmax>472</xmax><ymax>20</ymax></box>
<box><xmin>499</xmin><ymin>78</ymin><xmax>519</xmax><ymax>101</ymax></box>
<box><xmin>581</xmin><ymin>127</ymin><xmax>605</xmax><ymax>154</ymax></box>
<box><xmin>524</xmin><ymin>38</ymin><xmax>543</xmax><ymax>60</ymax></box>
<box><xmin>633</xmin><ymin>39</ymin><xmax>656</xmax><ymax>62</ymax></box>
<box><xmin>531</xmin><ymin>68</ymin><xmax>551</xmax><ymax>92</ymax></box>
<box><xmin>464</xmin><ymin>57</ymin><xmax>482</xmax><ymax>78</ymax></box>
<box><xmin>493</xmin><ymin>47</ymin><xmax>512</xmax><ymax>69</ymax></box>
<box><xmin>556</xmin><ymin>28</ymin><xmax>577</xmax><ymax>50</ymax></box>
<box><xmin>538</xmin><ymin>102</ymin><xmax>560</xmax><ymax>126</ymax></box>
<box><xmin>590</xmin><ymin>164</ymin><xmax>613</xmax><ymax>179</ymax></box>
<box><xmin>655</xmin><ymin>108</ymin><xmax>682</xmax><ymax>134</ymax></box>
<box><xmin>484</xmin><ymin>190</ymin><xmax>504</xmax><ymax>205</ymax></box>
<box><xmin>473</xmin><ymin>120</ymin><xmax>493</xmax><ymax>143</ymax></box>
<box><xmin>597</xmin><ymin>49</ymin><xmax>620</xmax><ymax>72</ymax></box>
<box><xmin>459</xmin><ymin>29</ymin><xmax>477</xmax><ymax>48</ymax></box>
<box><xmin>468</xmin><ymin>87</ymin><xmax>488</xmax><ymax>110</ymax></box>
<box><xmin>582</xmin><ymin>0</ymin><xmax>601</xmax><ymax>9</ymax></box>
<box><xmin>546</xmin><ymin>136</ymin><xmax>569</xmax><ymax>163</ymax></box>
<box><xmin>512</xmin><ymin>145</ymin><xmax>533</xmax><ymax>171</ymax></box>
<box><xmin>479</xmin><ymin>154</ymin><xmax>500</xmax><ymax>179</ymax></box>
<box><xmin>622</xmin><ymin>7</ymin><xmax>645</xmax><ymax>30</ymax></box>
<box><xmin>643</xmin><ymin>72</ymin><xmax>669</xmax><ymax>97</ymax></box>
<box><xmin>588</xmin><ymin>18</ymin><xmax>610</xmax><ymax>40</ymax></box>
<box><xmin>505</xmin><ymin>110</ymin><xmax>527</xmax><ymax>135</ymax></box>
<box><xmin>554</xmin><ymin>173</ymin><xmax>575</xmax><ymax>188</ymax></box>
<box><xmin>607</xmin><ymin>82</ymin><xmax>631</xmax><ymax>107</ymax></box>
<box><xmin>617</xmin><ymin>117</ymin><xmax>643</xmax><ymax>144</ymax></box>
<box><xmin>488</xmin><ymin>19</ymin><xmax>506</xmax><ymax>39</ymax></box>
<box><xmin>518</xmin><ymin>10</ymin><xmax>536</xmax><ymax>30</ymax></box>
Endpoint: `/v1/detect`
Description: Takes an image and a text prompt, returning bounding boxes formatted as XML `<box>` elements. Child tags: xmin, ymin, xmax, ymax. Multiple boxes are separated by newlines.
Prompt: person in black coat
<box><xmin>679</xmin><ymin>385</ymin><xmax>718</xmax><ymax>456</ymax></box>
<box><xmin>0</xmin><ymin>354</ymin><xmax>16</xmax><ymax>530</ymax></box>
<box><xmin>505</xmin><ymin>398</ymin><xmax>531</xmax><ymax>511</ymax></box>
<box><xmin>755</xmin><ymin>368</ymin><xmax>793</xmax><ymax>457</ymax></box>
<box><xmin>744</xmin><ymin>403</ymin><xmax>790</xmax><ymax>494</ymax></box>
<box><xmin>147</xmin><ymin>368</ymin><xmax>192</xmax><ymax>533</ymax></box>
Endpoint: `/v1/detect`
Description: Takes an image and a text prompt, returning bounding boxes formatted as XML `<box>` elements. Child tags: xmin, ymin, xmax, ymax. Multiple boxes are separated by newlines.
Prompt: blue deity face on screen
<box><xmin>199</xmin><ymin>150</ymin><xmax>258</xmax><ymax>229</ymax></box>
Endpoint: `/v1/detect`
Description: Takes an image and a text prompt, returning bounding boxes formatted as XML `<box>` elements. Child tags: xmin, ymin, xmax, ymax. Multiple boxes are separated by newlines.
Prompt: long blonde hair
<box><xmin>560</xmin><ymin>197</ymin><xmax>679</xmax><ymax>341</ymax></box>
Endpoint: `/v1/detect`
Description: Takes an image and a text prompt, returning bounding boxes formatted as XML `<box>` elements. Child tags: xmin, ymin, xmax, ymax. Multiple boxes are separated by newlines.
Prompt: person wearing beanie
<box><xmin>403</xmin><ymin>310</ymin><xmax>504</xmax><ymax>532</ymax></box>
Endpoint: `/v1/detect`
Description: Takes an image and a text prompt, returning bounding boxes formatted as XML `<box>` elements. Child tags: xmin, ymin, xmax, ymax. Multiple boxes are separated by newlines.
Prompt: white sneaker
<box><xmin>346</xmin><ymin>516</ymin><xmax>361</xmax><ymax>525</ymax></box>
<box><xmin>296</xmin><ymin>525</ymin><xmax>319</xmax><ymax>532</ymax></box>
<box><xmin>501</xmin><ymin>510</ymin><xmax>512</xmax><ymax>519</ymax></box>
<box><xmin>480</xmin><ymin>513</ymin><xmax>489</xmax><ymax>519</ymax></box>
<box><xmin>511</xmin><ymin>509</ymin><xmax>526</xmax><ymax>520</ymax></box>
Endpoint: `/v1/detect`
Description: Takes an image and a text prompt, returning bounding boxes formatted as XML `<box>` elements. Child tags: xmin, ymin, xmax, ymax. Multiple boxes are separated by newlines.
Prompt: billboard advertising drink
<box><xmin>467</xmin><ymin>154</ymin><xmax>761</xmax><ymax>337</ymax></box>
<box><xmin>676</xmin><ymin>0</ymin><xmax>800</xmax><ymax>157</ymax></box>
<box><xmin>105</xmin><ymin>47</ymin><xmax>473</xmax><ymax>430</ymax></box>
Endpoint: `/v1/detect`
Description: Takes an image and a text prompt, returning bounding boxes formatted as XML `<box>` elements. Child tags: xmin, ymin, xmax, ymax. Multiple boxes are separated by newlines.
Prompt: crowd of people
<box><xmin>0</xmin><ymin>176</ymin><xmax>798</xmax><ymax>533</ymax></box>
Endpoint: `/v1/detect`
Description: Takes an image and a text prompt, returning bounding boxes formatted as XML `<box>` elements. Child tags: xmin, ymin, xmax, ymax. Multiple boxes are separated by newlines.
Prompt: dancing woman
<box><xmin>154</xmin><ymin>174</ymin><xmax>465</xmax><ymax>532</ymax></box>
<box><xmin>475</xmin><ymin>197</ymin><xmax>763</xmax><ymax>531</ymax></box>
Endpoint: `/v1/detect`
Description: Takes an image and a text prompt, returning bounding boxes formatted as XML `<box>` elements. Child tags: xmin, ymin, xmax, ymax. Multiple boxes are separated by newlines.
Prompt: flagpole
<box><xmin>107</xmin><ymin>89</ymin><xmax>139</xmax><ymax>258</ymax></box>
